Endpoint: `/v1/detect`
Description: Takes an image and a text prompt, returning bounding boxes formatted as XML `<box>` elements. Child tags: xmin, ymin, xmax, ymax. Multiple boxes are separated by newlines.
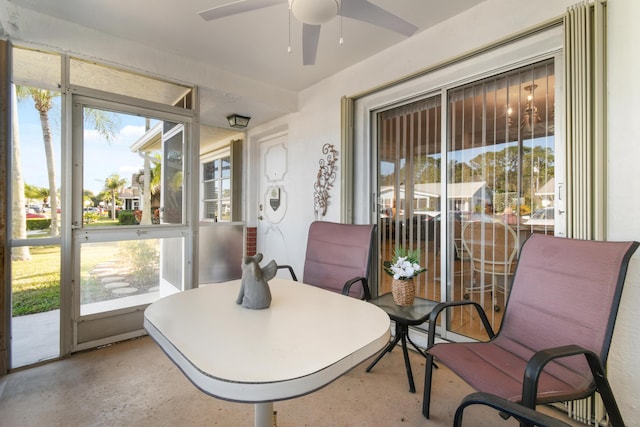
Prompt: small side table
<box><xmin>366</xmin><ymin>293</ymin><xmax>439</xmax><ymax>393</ymax></box>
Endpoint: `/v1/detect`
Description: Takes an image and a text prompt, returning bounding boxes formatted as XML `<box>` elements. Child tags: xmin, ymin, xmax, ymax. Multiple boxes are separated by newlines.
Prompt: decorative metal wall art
<box><xmin>313</xmin><ymin>143</ymin><xmax>338</xmax><ymax>219</ymax></box>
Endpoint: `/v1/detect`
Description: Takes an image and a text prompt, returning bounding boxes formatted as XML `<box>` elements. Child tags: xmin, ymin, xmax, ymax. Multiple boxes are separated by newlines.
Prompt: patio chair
<box><xmin>276</xmin><ymin>221</ymin><xmax>376</xmax><ymax>299</ymax></box>
<box><xmin>461</xmin><ymin>220</ymin><xmax>518</xmax><ymax>311</ymax></box>
<box><xmin>453</xmin><ymin>217</ymin><xmax>470</xmax><ymax>261</ymax></box>
<box><xmin>453</xmin><ymin>392</ymin><xmax>572</xmax><ymax>427</ymax></box>
<box><xmin>422</xmin><ymin>234</ymin><xmax>638</xmax><ymax>426</ymax></box>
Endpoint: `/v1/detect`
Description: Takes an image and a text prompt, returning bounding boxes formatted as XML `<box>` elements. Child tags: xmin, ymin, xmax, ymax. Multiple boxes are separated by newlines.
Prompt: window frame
<box><xmin>200</xmin><ymin>149</ymin><xmax>232</xmax><ymax>222</ymax></box>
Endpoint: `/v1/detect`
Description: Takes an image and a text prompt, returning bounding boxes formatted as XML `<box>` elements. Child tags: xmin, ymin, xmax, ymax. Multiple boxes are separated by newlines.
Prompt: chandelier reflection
<box><xmin>508</xmin><ymin>83</ymin><xmax>554</xmax><ymax>137</ymax></box>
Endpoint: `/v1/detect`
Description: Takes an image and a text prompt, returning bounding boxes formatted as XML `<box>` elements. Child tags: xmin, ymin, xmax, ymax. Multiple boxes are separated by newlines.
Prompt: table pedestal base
<box><xmin>255</xmin><ymin>402</ymin><xmax>274</xmax><ymax>427</ymax></box>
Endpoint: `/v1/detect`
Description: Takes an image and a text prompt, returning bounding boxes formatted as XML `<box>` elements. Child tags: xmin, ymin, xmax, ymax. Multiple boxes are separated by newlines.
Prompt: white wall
<box><xmin>606</xmin><ymin>0</ymin><xmax>640</xmax><ymax>420</ymax></box>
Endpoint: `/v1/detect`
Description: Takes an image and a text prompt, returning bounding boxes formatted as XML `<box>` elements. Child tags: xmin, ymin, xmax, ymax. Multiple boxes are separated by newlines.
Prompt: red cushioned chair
<box><xmin>277</xmin><ymin>221</ymin><xmax>376</xmax><ymax>300</ymax></box>
<box><xmin>422</xmin><ymin>234</ymin><xmax>638</xmax><ymax>426</ymax></box>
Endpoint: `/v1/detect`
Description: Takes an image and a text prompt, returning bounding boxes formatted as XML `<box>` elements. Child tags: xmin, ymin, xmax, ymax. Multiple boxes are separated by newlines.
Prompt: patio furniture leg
<box><xmin>366</xmin><ymin>322</ymin><xmax>402</xmax><ymax>373</ymax></box>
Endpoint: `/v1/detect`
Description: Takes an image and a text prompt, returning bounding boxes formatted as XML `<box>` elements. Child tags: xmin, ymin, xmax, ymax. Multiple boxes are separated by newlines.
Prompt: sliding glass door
<box><xmin>378</xmin><ymin>96</ymin><xmax>442</xmax><ymax>301</ymax></box>
<box><xmin>376</xmin><ymin>59</ymin><xmax>557</xmax><ymax>339</ymax></box>
<box><xmin>445</xmin><ymin>60</ymin><xmax>555</xmax><ymax>337</ymax></box>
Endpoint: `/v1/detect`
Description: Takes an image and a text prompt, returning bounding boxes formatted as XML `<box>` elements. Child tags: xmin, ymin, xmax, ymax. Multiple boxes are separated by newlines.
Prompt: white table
<box><xmin>144</xmin><ymin>278</ymin><xmax>390</xmax><ymax>427</ymax></box>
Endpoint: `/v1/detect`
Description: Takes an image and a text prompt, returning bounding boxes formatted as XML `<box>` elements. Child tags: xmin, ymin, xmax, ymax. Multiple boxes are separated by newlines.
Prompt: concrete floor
<box><xmin>0</xmin><ymin>336</ymin><xmax>582</xmax><ymax>427</ymax></box>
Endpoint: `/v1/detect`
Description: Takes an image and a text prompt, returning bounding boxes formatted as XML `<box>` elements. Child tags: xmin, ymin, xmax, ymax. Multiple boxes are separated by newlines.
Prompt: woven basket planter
<box><xmin>391</xmin><ymin>278</ymin><xmax>415</xmax><ymax>306</ymax></box>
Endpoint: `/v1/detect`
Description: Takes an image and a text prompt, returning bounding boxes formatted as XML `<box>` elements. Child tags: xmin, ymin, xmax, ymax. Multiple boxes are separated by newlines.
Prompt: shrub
<box><xmin>83</xmin><ymin>212</ymin><xmax>101</xmax><ymax>224</ymax></box>
<box><xmin>118</xmin><ymin>210</ymin><xmax>137</xmax><ymax>225</ymax></box>
<box><xmin>118</xmin><ymin>240</ymin><xmax>160</xmax><ymax>286</ymax></box>
<box><xmin>26</xmin><ymin>218</ymin><xmax>51</xmax><ymax>231</ymax></box>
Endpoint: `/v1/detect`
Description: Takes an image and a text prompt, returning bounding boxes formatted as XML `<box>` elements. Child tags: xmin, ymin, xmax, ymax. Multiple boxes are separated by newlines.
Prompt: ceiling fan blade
<box><xmin>302</xmin><ymin>23</ymin><xmax>321</xmax><ymax>66</ymax></box>
<box><xmin>198</xmin><ymin>0</ymin><xmax>283</xmax><ymax>21</ymax></box>
<box><xmin>339</xmin><ymin>0</ymin><xmax>418</xmax><ymax>37</ymax></box>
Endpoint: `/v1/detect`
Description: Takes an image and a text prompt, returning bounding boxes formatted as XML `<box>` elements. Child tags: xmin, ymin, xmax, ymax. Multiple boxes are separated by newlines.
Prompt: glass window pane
<box><xmin>203</xmin><ymin>160</ymin><xmax>215</xmax><ymax>181</ymax></box>
<box><xmin>12</xmin><ymin>89</ymin><xmax>62</xmax><ymax>238</ymax></box>
<box><xmin>446</xmin><ymin>59</ymin><xmax>555</xmax><ymax>338</ymax></box>
<box><xmin>161</xmin><ymin>128</ymin><xmax>184</xmax><ymax>224</ymax></box>
<box><xmin>200</xmin><ymin>153</ymin><xmax>232</xmax><ymax>222</ymax></box>
<box><xmin>82</xmin><ymin>106</ymin><xmax>187</xmax><ymax>227</ymax></box>
<box><xmin>79</xmin><ymin>238</ymin><xmax>183</xmax><ymax>315</ymax></box>
<box><xmin>221</xmin><ymin>157</ymin><xmax>231</xmax><ymax>178</ymax></box>
<box><xmin>220</xmin><ymin>201</ymin><xmax>231</xmax><ymax>222</ymax></box>
<box><xmin>378</xmin><ymin>95</ymin><xmax>442</xmax><ymax>301</ymax></box>
<box><xmin>204</xmin><ymin>181</ymin><xmax>217</xmax><ymax>200</ymax></box>
<box><xmin>204</xmin><ymin>201</ymin><xmax>218</xmax><ymax>220</ymax></box>
<box><xmin>221</xmin><ymin>179</ymin><xmax>231</xmax><ymax>198</ymax></box>
<box><xmin>214</xmin><ymin>158</ymin><xmax>221</xmax><ymax>179</ymax></box>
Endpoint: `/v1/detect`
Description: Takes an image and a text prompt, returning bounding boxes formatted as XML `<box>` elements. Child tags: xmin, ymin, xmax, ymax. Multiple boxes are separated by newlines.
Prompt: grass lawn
<box><xmin>11</xmin><ymin>245</ymin><xmax>61</xmax><ymax>316</ymax></box>
<box><xmin>12</xmin><ymin>217</ymin><xmax>142</xmax><ymax>316</ymax></box>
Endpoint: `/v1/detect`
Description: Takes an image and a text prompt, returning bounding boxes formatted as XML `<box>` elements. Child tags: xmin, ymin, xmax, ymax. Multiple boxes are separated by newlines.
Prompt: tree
<box><xmin>414</xmin><ymin>155</ymin><xmax>441</xmax><ymax>184</ymax></box>
<box><xmin>136</xmin><ymin>154</ymin><xmax>162</xmax><ymax>225</ymax></box>
<box><xmin>463</xmin><ymin>144</ymin><xmax>554</xmax><ymax>212</ymax></box>
<box><xmin>11</xmin><ymin>85</ymin><xmax>30</xmax><ymax>261</ymax></box>
<box><xmin>24</xmin><ymin>183</ymin><xmax>42</xmax><ymax>206</ymax></box>
<box><xmin>84</xmin><ymin>108</ymin><xmax>119</xmax><ymax>143</ymax></box>
<box><xmin>15</xmin><ymin>86</ymin><xmax>60</xmax><ymax>235</ymax></box>
<box><xmin>16</xmin><ymin>85</ymin><xmax>119</xmax><ymax>235</ymax></box>
<box><xmin>104</xmin><ymin>174</ymin><xmax>127</xmax><ymax>220</ymax></box>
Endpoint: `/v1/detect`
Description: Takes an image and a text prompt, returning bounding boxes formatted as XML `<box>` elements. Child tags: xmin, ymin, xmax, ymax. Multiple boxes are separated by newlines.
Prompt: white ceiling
<box><xmin>9</xmin><ymin>0</ymin><xmax>486</xmax><ymax>128</ymax></box>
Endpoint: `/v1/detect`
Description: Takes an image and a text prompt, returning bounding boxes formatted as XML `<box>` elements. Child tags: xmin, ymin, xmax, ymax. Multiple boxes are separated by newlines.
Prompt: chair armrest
<box><xmin>521</xmin><ymin>345</ymin><xmax>599</xmax><ymax>408</ymax></box>
<box><xmin>276</xmin><ymin>265</ymin><xmax>298</xmax><ymax>281</ymax></box>
<box><xmin>454</xmin><ymin>392</ymin><xmax>571</xmax><ymax>427</ymax></box>
<box><xmin>427</xmin><ymin>300</ymin><xmax>495</xmax><ymax>349</ymax></box>
<box><xmin>521</xmin><ymin>345</ymin><xmax>626</xmax><ymax>426</ymax></box>
<box><xmin>342</xmin><ymin>276</ymin><xmax>371</xmax><ymax>300</ymax></box>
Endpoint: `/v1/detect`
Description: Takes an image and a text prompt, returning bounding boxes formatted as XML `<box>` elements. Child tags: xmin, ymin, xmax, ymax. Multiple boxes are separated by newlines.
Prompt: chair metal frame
<box><xmin>454</xmin><ymin>392</ymin><xmax>572</xmax><ymax>427</ymax></box>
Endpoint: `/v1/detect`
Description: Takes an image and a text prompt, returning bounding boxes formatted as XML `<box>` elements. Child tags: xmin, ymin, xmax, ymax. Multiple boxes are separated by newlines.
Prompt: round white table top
<box><xmin>144</xmin><ymin>278</ymin><xmax>390</xmax><ymax>403</ymax></box>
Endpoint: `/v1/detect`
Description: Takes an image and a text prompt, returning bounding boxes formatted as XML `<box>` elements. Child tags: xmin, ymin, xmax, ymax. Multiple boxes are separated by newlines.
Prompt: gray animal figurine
<box><xmin>236</xmin><ymin>253</ymin><xmax>277</xmax><ymax>309</ymax></box>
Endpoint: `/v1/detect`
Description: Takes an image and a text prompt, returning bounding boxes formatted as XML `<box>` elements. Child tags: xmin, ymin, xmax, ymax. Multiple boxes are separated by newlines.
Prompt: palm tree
<box><xmin>15</xmin><ymin>86</ymin><xmax>60</xmax><ymax>235</ymax></box>
<box><xmin>23</xmin><ymin>183</ymin><xmax>41</xmax><ymax>208</ymax></box>
<box><xmin>15</xmin><ymin>85</ymin><xmax>119</xmax><ymax>235</ymax></box>
<box><xmin>136</xmin><ymin>155</ymin><xmax>162</xmax><ymax>225</ymax></box>
<box><xmin>11</xmin><ymin>85</ymin><xmax>30</xmax><ymax>261</ymax></box>
<box><xmin>104</xmin><ymin>174</ymin><xmax>127</xmax><ymax>220</ymax></box>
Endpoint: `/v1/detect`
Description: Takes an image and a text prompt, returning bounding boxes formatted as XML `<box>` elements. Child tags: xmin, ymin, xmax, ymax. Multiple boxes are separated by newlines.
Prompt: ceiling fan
<box><xmin>198</xmin><ymin>0</ymin><xmax>419</xmax><ymax>66</ymax></box>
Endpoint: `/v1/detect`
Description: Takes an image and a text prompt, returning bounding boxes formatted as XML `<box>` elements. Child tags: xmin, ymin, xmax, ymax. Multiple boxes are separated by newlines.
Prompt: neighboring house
<box><xmin>118</xmin><ymin>185</ymin><xmax>141</xmax><ymax>211</ymax></box>
<box><xmin>380</xmin><ymin>182</ymin><xmax>491</xmax><ymax>215</ymax></box>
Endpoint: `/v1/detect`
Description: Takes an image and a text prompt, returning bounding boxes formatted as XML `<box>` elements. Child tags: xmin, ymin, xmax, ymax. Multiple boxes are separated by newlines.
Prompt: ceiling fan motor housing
<box><xmin>289</xmin><ymin>0</ymin><xmax>340</xmax><ymax>25</ymax></box>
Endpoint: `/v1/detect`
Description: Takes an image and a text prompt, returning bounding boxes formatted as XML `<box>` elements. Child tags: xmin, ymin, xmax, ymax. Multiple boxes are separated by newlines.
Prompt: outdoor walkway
<box><xmin>11</xmin><ymin>309</ymin><xmax>60</xmax><ymax>368</ymax></box>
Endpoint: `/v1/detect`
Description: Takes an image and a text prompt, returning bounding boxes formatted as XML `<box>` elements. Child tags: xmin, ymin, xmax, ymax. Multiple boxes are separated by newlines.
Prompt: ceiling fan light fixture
<box><xmin>290</xmin><ymin>0</ymin><xmax>339</xmax><ymax>25</ymax></box>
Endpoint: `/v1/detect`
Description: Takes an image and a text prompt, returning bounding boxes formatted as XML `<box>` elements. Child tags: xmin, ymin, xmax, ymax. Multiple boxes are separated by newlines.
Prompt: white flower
<box><xmin>385</xmin><ymin>248</ymin><xmax>427</xmax><ymax>280</ymax></box>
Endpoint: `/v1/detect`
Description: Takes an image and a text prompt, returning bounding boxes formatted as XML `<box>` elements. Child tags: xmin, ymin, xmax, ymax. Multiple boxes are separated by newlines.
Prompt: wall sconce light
<box><xmin>227</xmin><ymin>114</ymin><xmax>251</xmax><ymax>129</ymax></box>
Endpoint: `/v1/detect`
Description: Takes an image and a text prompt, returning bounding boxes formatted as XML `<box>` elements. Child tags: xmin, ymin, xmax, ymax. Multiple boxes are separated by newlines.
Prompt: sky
<box><xmin>16</xmin><ymin>96</ymin><xmax>150</xmax><ymax>196</ymax></box>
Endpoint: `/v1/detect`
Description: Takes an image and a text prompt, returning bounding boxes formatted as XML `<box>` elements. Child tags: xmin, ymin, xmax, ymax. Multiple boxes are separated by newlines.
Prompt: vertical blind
<box><xmin>564</xmin><ymin>0</ymin><xmax>607</xmax><ymax>239</ymax></box>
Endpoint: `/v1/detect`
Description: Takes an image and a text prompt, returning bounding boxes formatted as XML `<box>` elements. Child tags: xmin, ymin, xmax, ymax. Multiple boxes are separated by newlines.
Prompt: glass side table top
<box><xmin>367</xmin><ymin>293</ymin><xmax>440</xmax><ymax>325</ymax></box>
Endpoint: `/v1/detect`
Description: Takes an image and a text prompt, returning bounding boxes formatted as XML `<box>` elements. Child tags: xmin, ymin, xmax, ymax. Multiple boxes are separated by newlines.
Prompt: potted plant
<box><xmin>384</xmin><ymin>248</ymin><xmax>427</xmax><ymax>306</ymax></box>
